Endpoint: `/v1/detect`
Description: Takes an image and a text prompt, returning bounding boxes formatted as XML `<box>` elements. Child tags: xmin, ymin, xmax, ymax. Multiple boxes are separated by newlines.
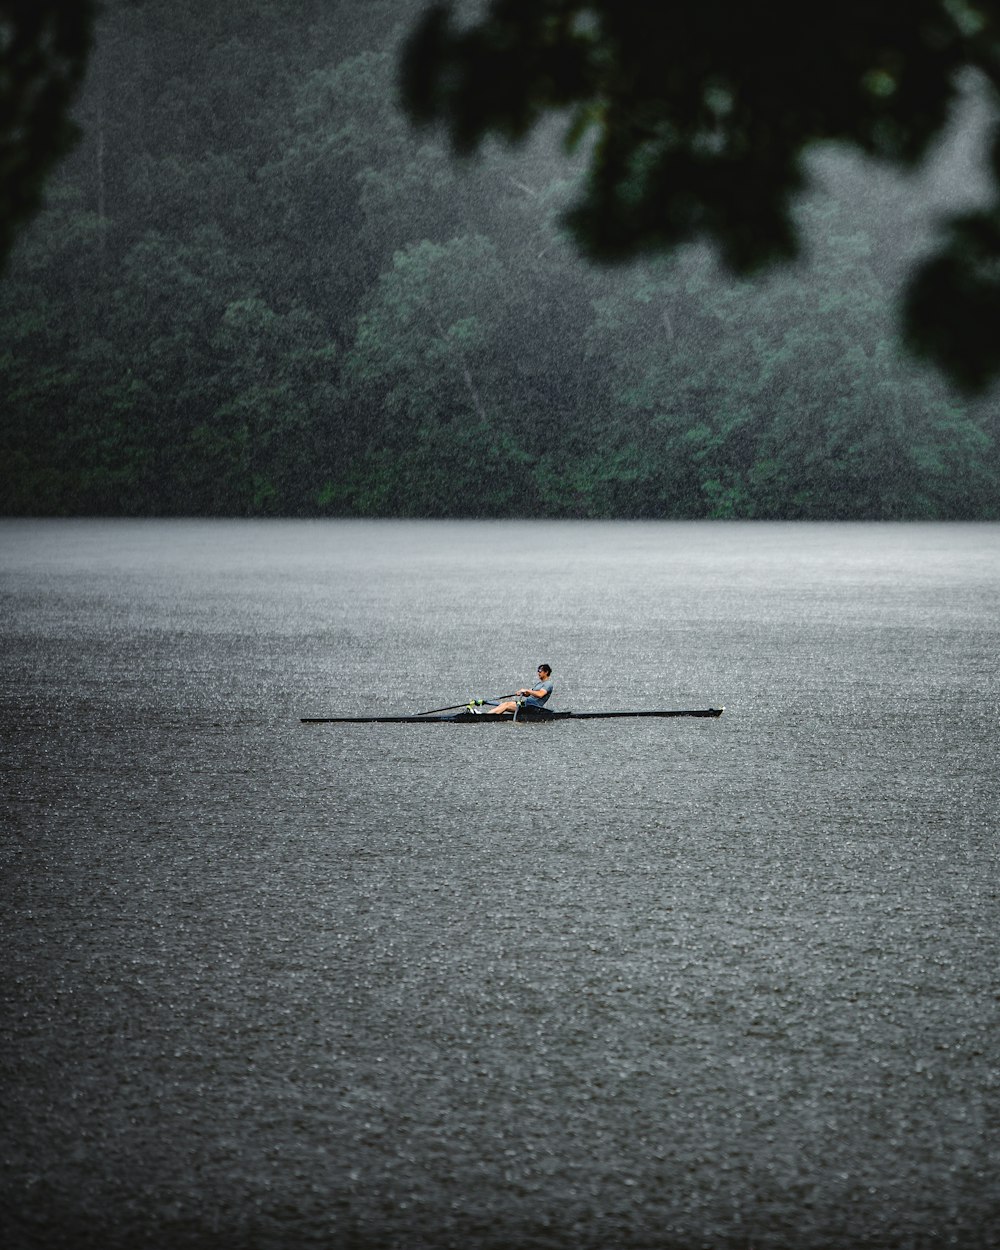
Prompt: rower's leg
<box><xmin>488</xmin><ymin>700</ymin><xmax>517</xmax><ymax>715</ymax></box>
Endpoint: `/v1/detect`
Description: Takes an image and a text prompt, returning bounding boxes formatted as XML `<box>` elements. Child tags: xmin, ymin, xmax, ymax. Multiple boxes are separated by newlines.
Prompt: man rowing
<box><xmin>485</xmin><ymin>664</ymin><xmax>553</xmax><ymax>716</ymax></box>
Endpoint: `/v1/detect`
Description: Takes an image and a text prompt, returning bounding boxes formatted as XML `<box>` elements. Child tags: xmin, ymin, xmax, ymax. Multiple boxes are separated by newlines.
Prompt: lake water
<box><xmin>1</xmin><ymin>519</ymin><xmax>998</xmax><ymax>1249</ymax></box>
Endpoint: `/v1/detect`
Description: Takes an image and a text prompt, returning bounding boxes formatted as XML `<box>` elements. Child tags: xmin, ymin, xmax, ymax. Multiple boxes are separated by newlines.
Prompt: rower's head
<box><xmin>537</xmin><ymin>664</ymin><xmax>551</xmax><ymax>678</ymax></box>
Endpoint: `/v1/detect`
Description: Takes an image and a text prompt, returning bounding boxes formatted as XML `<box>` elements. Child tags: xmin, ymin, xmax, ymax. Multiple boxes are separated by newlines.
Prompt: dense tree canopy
<box><xmin>402</xmin><ymin>0</ymin><xmax>1000</xmax><ymax>392</ymax></box>
<box><xmin>1</xmin><ymin>0</ymin><xmax>998</xmax><ymax>518</ymax></box>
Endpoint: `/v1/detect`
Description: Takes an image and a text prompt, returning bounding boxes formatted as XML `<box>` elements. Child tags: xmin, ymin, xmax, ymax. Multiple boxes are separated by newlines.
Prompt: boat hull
<box><xmin>301</xmin><ymin>708</ymin><xmax>725</xmax><ymax>724</ymax></box>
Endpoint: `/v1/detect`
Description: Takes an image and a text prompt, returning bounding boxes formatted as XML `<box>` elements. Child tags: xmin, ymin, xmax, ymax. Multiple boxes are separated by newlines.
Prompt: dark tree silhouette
<box><xmin>401</xmin><ymin>0</ymin><xmax>1000</xmax><ymax>391</ymax></box>
<box><xmin>0</xmin><ymin>0</ymin><xmax>96</xmax><ymax>268</ymax></box>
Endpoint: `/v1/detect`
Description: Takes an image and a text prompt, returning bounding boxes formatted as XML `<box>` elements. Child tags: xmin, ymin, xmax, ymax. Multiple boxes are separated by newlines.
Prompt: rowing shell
<box><xmin>301</xmin><ymin>707</ymin><xmax>724</xmax><ymax>724</ymax></box>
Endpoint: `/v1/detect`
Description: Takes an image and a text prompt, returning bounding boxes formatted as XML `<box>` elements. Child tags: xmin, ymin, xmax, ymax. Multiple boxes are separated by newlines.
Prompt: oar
<box><xmin>416</xmin><ymin>694</ymin><xmax>516</xmax><ymax>716</ymax></box>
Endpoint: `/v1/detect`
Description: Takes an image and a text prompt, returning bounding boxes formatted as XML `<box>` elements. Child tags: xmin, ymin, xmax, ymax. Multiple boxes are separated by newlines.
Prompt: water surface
<box><xmin>1</xmin><ymin>520</ymin><xmax>997</xmax><ymax>1249</ymax></box>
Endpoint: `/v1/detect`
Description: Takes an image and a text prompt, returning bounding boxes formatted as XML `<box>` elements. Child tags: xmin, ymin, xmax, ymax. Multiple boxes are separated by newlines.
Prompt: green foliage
<box><xmin>402</xmin><ymin>0</ymin><xmax>1000</xmax><ymax>392</ymax></box>
<box><xmin>345</xmin><ymin>236</ymin><xmax>503</xmax><ymax>426</ymax></box>
<box><xmin>316</xmin><ymin>418</ymin><xmax>535</xmax><ymax>517</ymax></box>
<box><xmin>1</xmin><ymin>0</ymin><xmax>998</xmax><ymax>519</ymax></box>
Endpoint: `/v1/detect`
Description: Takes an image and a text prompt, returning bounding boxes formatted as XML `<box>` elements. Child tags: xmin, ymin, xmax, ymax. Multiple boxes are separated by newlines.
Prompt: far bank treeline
<box><xmin>2</xmin><ymin>0</ymin><xmax>998</xmax><ymax>519</ymax></box>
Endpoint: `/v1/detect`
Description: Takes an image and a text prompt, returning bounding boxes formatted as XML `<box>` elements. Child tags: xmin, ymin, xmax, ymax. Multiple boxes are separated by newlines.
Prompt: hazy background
<box><xmin>2</xmin><ymin>0</ymin><xmax>999</xmax><ymax>519</ymax></box>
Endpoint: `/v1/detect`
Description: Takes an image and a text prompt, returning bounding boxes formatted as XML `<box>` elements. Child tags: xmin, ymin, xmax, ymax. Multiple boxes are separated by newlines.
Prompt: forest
<box><xmin>2</xmin><ymin>0</ymin><xmax>998</xmax><ymax>519</ymax></box>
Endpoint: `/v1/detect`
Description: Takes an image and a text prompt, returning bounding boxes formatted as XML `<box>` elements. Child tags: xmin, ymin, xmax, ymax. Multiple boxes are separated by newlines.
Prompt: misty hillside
<box><xmin>2</xmin><ymin>0</ymin><xmax>998</xmax><ymax>518</ymax></box>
